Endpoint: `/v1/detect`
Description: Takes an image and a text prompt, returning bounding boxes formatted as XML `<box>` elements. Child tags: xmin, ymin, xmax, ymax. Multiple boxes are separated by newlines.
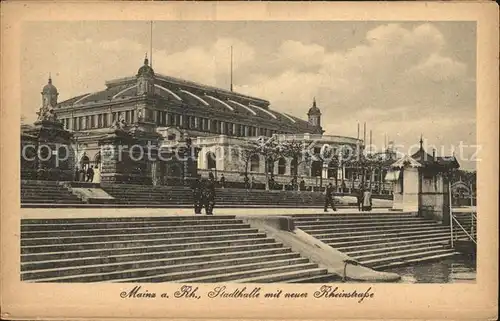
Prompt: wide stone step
<box><xmin>355</xmin><ymin>245</ymin><xmax>449</xmax><ymax>265</ymax></box>
<box><xmin>303</xmin><ymin>224</ymin><xmax>446</xmax><ymax>237</ymax></box>
<box><xmin>333</xmin><ymin>234</ymin><xmax>452</xmax><ymax>251</ymax></box>
<box><xmin>22</xmin><ymin>232</ymin><xmax>267</xmax><ymax>254</ymax></box>
<box><xmin>361</xmin><ymin>248</ymin><xmax>457</xmax><ymax>269</ymax></box>
<box><xmin>21</xmin><ymin>219</ymin><xmax>245</xmax><ymax>233</ymax></box>
<box><xmin>21</xmin><ymin>218</ymin><xmax>242</xmax><ymax>231</ymax></box>
<box><xmin>284</xmin><ymin>273</ymin><xmax>340</xmax><ymax>283</ymax></box>
<box><xmin>372</xmin><ymin>251</ymin><xmax>460</xmax><ymax>270</ymax></box>
<box><xmin>22</xmin><ymin>242</ymin><xmax>286</xmax><ymax>265</ymax></box>
<box><xmin>125</xmin><ymin>262</ymin><xmax>319</xmax><ymax>283</ymax></box>
<box><xmin>21</xmin><ymin>224</ymin><xmax>254</xmax><ymax>246</ymax></box>
<box><xmin>21</xmin><ymin>215</ymin><xmax>237</xmax><ymax>225</ymax></box>
<box><xmin>227</xmin><ymin>266</ymin><xmax>329</xmax><ymax>284</ymax></box>
<box><xmin>22</xmin><ymin>227</ymin><xmax>259</xmax><ymax>248</ymax></box>
<box><xmin>298</xmin><ymin>222</ymin><xmax>440</xmax><ymax>232</ymax></box>
<box><xmin>23</xmin><ymin>252</ymin><xmax>304</xmax><ymax>282</ymax></box>
<box><xmin>344</xmin><ymin>240</ymin><xmax>450</xmax><ymax>258</ymax></box>
<box><xmin>23</xmin><ymin>247</ymin><xmax>294</xmax><ymax>281</ymax></box>
<box><xmin>22</xmin><ymin>237</ymin><xmax>276</xmax><ymax>265</ymax></box>
<box><xmin>22</xmin><ymin>199</ymin><xmax>82</xmax><ymax>204</ymax></box>
<box><xmin>294</xmin><ymin>217</ymin><xmax>425</xmax><ymax>226</ymax></box>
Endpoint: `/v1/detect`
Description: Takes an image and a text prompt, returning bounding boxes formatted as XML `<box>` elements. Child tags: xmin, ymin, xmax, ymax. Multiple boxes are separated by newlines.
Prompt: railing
<box><xmin>450</xmin><ymin>212</ymin><xmax>477</xmax><ymax>247</ymax></box>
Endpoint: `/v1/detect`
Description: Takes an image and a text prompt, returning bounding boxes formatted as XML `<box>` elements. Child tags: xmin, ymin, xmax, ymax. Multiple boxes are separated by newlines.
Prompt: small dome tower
<box><xmin>41</xmin><ymin>74</ymin><xmax>58</xmax><ymax>108</ymax></box>
<box><xmin>136</xmin><ymin>54</ymin><xmax>155</xmax><ymax>96</ymax></box>
<box><xmin>307</xmin><ymin>97</ymin><xmax>322</xmax><ymax>128</ymax></box>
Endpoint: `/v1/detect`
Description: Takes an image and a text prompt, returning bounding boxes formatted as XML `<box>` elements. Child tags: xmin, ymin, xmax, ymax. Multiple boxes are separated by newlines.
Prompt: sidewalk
<box><xmin>20</xmin><ymin>207</ymin><xmax>397</xmax><ymax>219</ymax></box>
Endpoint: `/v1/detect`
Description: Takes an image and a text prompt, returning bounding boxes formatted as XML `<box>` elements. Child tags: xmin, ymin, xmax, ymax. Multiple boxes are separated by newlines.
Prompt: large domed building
<box><xmin>24</xmin><ymin>56</ymin><xmax>393</xmax><ymax>191</ymax></box>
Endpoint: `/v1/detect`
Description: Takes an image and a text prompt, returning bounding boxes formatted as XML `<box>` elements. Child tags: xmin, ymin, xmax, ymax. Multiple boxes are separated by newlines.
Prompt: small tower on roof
<box><xmin>307</xmin><ymin>97</ymin><xmax>322</xmax><ymax>128</ymax></box>
<box><xmin>136</xmin><ymin>53</ymin><xmax>155</xmax><ymax>96</ymax></box>
<box><xmin>41</xmin><ymin>74</ymin><xmax>59</xmax><ymax>108</ymax></box>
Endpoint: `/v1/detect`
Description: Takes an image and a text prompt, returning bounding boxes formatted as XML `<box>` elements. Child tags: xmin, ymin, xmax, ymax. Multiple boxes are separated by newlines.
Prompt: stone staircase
<box><xmin>21</xmin><ymin>215</ymin><xmax>338</xmax><ymax>283</ymax></box>
<box><xmin>292</xmin><ymin>212</ymin><xmax>474</xmax><ymax>271</ymax></box>
<box><xmin>100</xmin><ymin>184</ymin><xmax>330</xmax><ymax>208</ymax></box>
<box><xmin>21</xmin><ymin>180</ymin><xmax>84</xmax><ymax>205</ymax></box>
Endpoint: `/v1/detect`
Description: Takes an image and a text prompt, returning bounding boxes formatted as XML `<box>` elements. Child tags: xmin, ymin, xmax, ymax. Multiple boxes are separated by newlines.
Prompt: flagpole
<box><xmin>150</xmin><ymin>21</ymin><xmax>153</xmax><ymax>68</ymax></box>
<box><xmin>230</xmin><ymin>46</ymin><xmax>233</xmax><ymax>92</ymax></box>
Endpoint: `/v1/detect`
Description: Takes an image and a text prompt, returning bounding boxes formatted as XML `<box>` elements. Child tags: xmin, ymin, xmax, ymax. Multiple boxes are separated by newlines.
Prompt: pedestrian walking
<box><xmin>191</xmin><ymin>175</ymin><xmax>203</xmax><ymax>214</ymax></box>
<box><xmin>324</xmin><ymin>182</ymin><xmax>337</xmax><ymax>212</ymax></box>
<box><xmin>203</xmin><ymin>178</ymin><xmax>216</xmax><ymax>215</ymax></box>
<box><xmin>357</xmin><ymin>188</ymin><xmax>364</xmax><ymax>211</ymax></box>
<box><xmin>362</xmin><ymin>189</ymin><xmax>372</xmax><ymax>211</ymax></box>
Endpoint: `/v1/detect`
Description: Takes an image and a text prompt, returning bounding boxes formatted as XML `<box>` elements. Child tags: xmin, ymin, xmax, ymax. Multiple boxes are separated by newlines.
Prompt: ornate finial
<box><xmin>419</xmin><ymin>134</ymin><xmax>423</xmax><ymax>149</ymax></box>
<box><xmin>144</xmin><ymin>53</ymin><xmax>149</xmax><ymax>65</ymax></box>
<box><xmin>48</xmin><ymin>72</ymin><xmax>52</xmax><ymax>84</ymax></box>
<box><xmin>313</xmin><ymin>97</ymin><xmax>317</xmax><ymax>107</ymax></box>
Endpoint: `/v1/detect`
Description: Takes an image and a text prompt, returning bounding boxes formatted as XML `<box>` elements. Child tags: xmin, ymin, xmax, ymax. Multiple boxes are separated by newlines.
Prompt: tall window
<box><xmin>278</xmin><ymin>158</ymin><xmax>286</xmax><ymax>175</ymax></box>
<box><xmin>250</xmin><ymin>154</ymin><xmax>260</xmax><ymax>172</ymax></box>
<box><xmin>207</xmin><ymin>152</ymin><xmax>217</xmax><ymax>170</ymax></box>
<box><xmin>311</xmin><ymin>160</ymin><xmax>322</xmax><ymax>177</ymax></box>
<box><xmin>290</xmin><ymin>159</ymin><xmax>298</xmax><ymax>176</ymax></box>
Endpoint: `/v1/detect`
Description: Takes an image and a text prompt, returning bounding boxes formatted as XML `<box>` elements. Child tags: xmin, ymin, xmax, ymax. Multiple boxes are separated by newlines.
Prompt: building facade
<box><xmin>22</xmin><ymin>56</ymin><xmax>394</xmax><ymax>192</ymax></box>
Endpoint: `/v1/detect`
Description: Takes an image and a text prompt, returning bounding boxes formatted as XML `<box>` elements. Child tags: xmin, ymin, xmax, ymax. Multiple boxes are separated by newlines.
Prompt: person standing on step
<box><xmin>74</xmin><ymin>166</ymin><xmax>80</xmax><ymax>181</ymax></box>
<box><xmin>79</xmin><ymin>167</ymin><xmax>86</xmax><ymax>182</ymax></box>
<box><xmin>219</xmin><ymin>174</ymin><xmax>226</xmax><ymax>189</ymax></box>
<box><xmin>324</xmin><ymin>182</ymin><xmax>337</xmax><ymax>212</ymax></box>
<box><xmin>191</xmin><ymin>175</ymin><xmax>203</xmax><ymax>214</ymax></box>
<box><xmin>362</xmin><ymin>189</ymin><xmax>372</xmax><ymax>211</ymax></box>
<box><xmin>244</xmin><ymin>174</ymin><xmax>250</xmax><ymax>190</ymax></box>
<box><xmin>86</xmin><ymin>165</ymin><xmax>94</xmax><ymax>182</ymax></box>
<box><xmin>357</xmin><ymin>188</ymin><xmax>364</xmax><ymax>211</ymax></box>
<box><xmin>208</xmin><ymin>170</ymin><xmax>215</xmax><ymax>181</ymax></box>
<box><xmin>250</xmin><ymin>174</ymin><xmax>255</xmax><ymax>190</ymax></box>
<box><xmin>299</xmin><ymin>178</ymin><xmax>306</xmax><ymax>192</ymax></box>
<box><xmin>203</xmin><ymin>178</ymin><xmax>216</xmax><ymax>215</ymax></box>
<box><xmin>93</xmin><ymin>165</ymin><xmax>101</xmax><ymax>184</ymax></box>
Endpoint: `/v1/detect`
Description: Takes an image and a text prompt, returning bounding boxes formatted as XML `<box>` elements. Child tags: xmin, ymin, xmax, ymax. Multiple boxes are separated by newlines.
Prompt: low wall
<box><xmin>242</xmin><ymin>216</ymin><xmax>401</xmax><ymax>282</ymax></box>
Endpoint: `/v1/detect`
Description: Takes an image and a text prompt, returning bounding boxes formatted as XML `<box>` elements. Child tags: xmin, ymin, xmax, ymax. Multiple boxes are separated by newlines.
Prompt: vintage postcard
<box><xmin>1</xmin><ymin>1</ymin><xmax>498</xmax><ymax>320</ymax></box>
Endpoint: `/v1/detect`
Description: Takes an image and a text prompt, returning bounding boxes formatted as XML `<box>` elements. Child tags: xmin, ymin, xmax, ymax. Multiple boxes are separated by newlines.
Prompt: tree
<box><xmin>280</xmin><ymin>139</ymin><xmax>312</xmax><ymax>179</ymax></box>
<box><xmin>255</xmin><ymin>137</ymin><xmax>283</xmax><ymax>190</ymax></box>
<box><xmin>231</xmin><ymin>136</ymin><xmax>283</xmax><ymax>190</ymax></box>
<box><xmin>230</xmin><ymin>142</ymin><xmax>260</xmax><ymax>177</ymax></box>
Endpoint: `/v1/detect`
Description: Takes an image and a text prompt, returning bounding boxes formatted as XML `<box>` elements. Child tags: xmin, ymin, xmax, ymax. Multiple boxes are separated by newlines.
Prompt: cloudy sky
<box><xmin>21</xmin><ymin>21</ymin><xmax>477</xmax><ymax>169</ymax></box>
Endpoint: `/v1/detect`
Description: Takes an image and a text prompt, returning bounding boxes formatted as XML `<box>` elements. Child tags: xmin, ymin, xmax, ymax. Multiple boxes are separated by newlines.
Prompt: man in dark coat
<box><xmin>191</xmin><ymin>175</ymin><xmax>203</xmax><ymax>214</ymax></box>
<box><xmin>357</xmin><ymin>188</ymin><xmax>364</xmax><ymax>211</ymax></box>
<box><xmin>86</xmin><ymin>166</ymin><xmax>94</xmax><ymax>182</ymax></box>
<box><xmin>219</xmin><ymin>174</ymin><xmax>226</xmax><ymax>189</ymax></box>
<box><xmin>202</xmin><ymin>179</ymin><xmax>216</xmax><ymax>215</ymax></box>
<box><xmin>324</xmin><ymin>182</ymin><xmax>337</xmax><ymax>212</ymax></box>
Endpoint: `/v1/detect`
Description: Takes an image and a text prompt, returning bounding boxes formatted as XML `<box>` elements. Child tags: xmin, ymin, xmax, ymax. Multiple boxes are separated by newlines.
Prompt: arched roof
<box><xmin>57</xmin><ymin>73</ymin><xmax>322</xmax><ymax>134</ymax></box>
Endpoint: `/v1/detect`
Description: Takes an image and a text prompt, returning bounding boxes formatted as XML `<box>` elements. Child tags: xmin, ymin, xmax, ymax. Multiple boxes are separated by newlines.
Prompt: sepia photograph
<box><xmin>1</xmin><ymin>1</ymin><xmax>498</xmax><ymax>320</ymax></box>
<box><xmin>19</xmin><ymin>19</ymin><xmax>478</xmax><ymax>284</ymax></box>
